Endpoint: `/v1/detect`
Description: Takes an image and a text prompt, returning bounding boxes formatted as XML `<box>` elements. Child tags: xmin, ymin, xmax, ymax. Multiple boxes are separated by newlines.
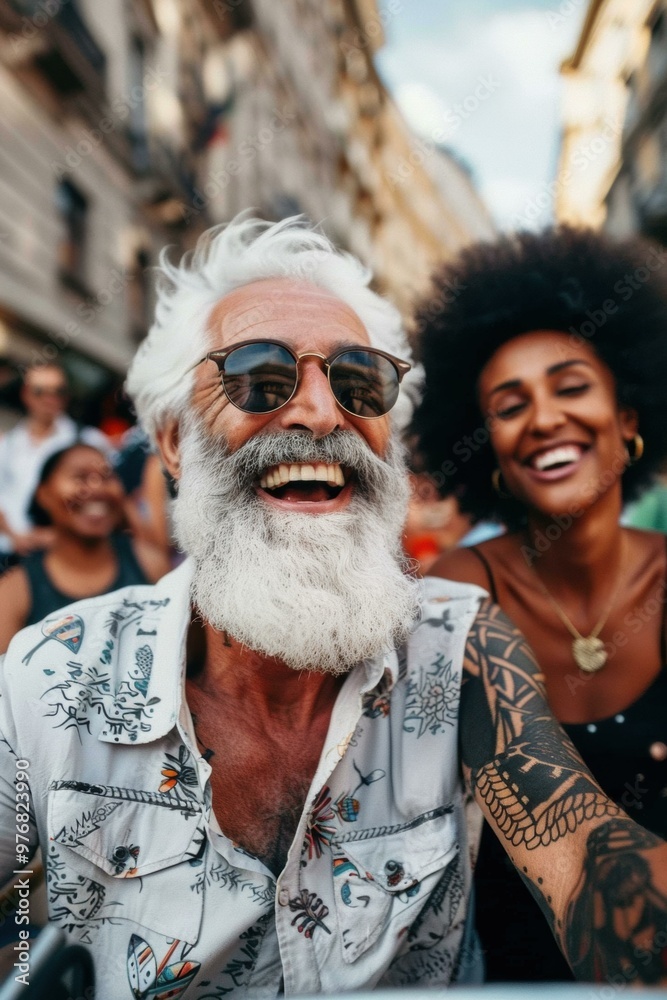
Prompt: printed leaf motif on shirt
<box><xmin>191</xmin><ymin>858</ymin><xmax>275</xmax><ymax>907</ymax></box>
<box><xmin>197</xmin><ymin>916</ymin><xmax>271</xmax><ymax>997</ymax></box>
<box><xmin>38</xmin><ymin>598</ymin><xmax>167</xmax><ymax>742</ymax></box>
<box><xmin>46</xmin><ymin>843</ymin><xmax>122</xmax><ymax>944</ymax></box>
<box><xmin>127</xmin><ymin>934</ymin><xmax>200</xmax><ymax>1000</ymax></box>
<box><xmin>303</xmin><ymin>786</ymin><xmax>336</xmax><ymax>859</ymax></box>
<box><xmin>288</xmin><ymin>888</ymin><xmax>332</xmax><ymax>938</ymax></box>
<box><xmin>159</xmin><ymin>744</ymin><xmax>199</xmax><ymax>799</ymax></box>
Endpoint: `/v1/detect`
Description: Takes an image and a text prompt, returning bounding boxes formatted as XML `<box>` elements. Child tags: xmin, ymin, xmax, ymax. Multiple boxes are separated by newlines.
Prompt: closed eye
<box><xmin>557</xmin><ymin>382</ymin><xmax>590</xmax><ymax>396</ymax></box>
<box><xmin>495</xmin><ymin>401</ymin><xmax>526</xmax><ymax>419</ymax></box>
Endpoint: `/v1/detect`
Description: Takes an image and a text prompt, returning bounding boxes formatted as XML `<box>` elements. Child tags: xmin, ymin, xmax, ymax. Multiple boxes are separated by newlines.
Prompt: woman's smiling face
<box><xmin>478</xmin><ymin>330</ymin><xmax>638</xmax><ymax>518</ymax></box>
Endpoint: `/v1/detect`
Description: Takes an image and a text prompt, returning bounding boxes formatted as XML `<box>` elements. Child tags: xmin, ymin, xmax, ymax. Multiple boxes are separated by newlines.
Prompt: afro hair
<box><xmin>411</xmin><ymin>226</ymin><xmax>667</xmax><ymax>526</ymax></box>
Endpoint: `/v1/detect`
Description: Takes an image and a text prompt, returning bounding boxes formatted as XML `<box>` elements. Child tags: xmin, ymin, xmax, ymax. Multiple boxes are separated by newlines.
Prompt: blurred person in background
<box><xmin>624</xmin><ymin>466</ymin><xmax>667</xmax><ymax>533</ymax></box>
<box><xmin>413</xmin><ymin>227</ymin><xmax>667</xmax><ymax>982</ymax></box>
<box><xmin>0</xmin><ymin>362</ymin><xmax>110</xmax><ymax>567</ymax></box>
<box><xmin>403</xmin><ymin>470</ymin><xmax>471</xmax><ymax>573</ymax></box>
<box><xmin>0</xmin><ymin>443</ymin><xmax>169</xmax><ymax>653</ymax></box>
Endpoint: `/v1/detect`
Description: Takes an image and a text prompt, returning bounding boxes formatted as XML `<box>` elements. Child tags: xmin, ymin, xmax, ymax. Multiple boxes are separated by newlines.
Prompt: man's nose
<box><xmin>274</xmin><ymin>357</ymin><xmax>345</xmax><ymax>438</ymax></box>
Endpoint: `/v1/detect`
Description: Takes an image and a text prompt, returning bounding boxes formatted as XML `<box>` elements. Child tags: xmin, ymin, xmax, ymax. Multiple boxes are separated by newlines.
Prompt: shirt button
<box><xmin>278</xmin><ymin>888</ymin><xmax>290</xmax><ymax>906</ymax></box>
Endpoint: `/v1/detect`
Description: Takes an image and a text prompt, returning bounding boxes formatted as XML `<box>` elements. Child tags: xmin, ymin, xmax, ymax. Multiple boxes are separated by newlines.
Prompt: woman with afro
<box><xmin>412</xmin><ymin>227</ymin><xmax>667</xmax><ymax>982</ymax></box>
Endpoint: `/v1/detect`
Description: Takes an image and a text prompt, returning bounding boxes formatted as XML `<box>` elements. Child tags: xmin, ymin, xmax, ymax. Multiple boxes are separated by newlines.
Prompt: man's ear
<box><xmin>156</xmin><ymin>419</ymin><xmax>181</xmax><ymax>481</ymax></box>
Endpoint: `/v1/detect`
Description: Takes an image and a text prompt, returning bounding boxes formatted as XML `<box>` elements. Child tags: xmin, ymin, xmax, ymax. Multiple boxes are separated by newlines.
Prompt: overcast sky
<box><xmin>376</xmin><ymin>0</ymin><xmax>588</xmax><ymax>231</ymax></box>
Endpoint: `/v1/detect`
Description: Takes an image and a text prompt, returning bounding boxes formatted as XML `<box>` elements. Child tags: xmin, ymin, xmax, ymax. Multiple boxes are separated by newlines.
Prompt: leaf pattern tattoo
<box><xmin>461</xmin><ymin>601</ymin><xmax>618</xmax><ymax>849</ymax></box>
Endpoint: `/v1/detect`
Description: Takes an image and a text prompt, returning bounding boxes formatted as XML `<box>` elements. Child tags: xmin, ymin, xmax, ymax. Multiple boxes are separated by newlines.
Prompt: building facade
<box><xmin>0</xmin><ymin>0</ymin><xmax>492</xmax><ymax>426</ymax></box>
<box><xmin>556</xmin><ymin>0</ymin><xmax>656</xmax><ymax>230</ymax></box>
<box><xmin>604</xmin><ymin>1</ymin><xmax>667</xmax><ymax>239</ymax></box>
<box><xmin>555</xmin><ymin>0</ymin><xmax>667</xmax><ymax>241</ymax></box>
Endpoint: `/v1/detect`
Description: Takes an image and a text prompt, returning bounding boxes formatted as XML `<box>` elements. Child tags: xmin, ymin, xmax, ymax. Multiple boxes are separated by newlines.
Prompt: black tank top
<box><xmin>467</xmin><ymin>543</ymin><xmax>667</xmax><ymax>981</ymax></box>
<box><xmin>23</xmin><ymin>533</ymin><xmax>149</xmax><ymax>626</ymax></box>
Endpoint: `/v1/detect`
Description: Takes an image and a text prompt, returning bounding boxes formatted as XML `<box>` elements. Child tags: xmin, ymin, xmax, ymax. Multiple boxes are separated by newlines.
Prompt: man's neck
<box><xmin>186</xmin><ymin>618</ymin><xmax>346</xmax><ymax>726</ymax></box>
<box><xmin>25</xmin><ymin>414</ymin><xmax>59</xmax><ymax>441</ymax></box>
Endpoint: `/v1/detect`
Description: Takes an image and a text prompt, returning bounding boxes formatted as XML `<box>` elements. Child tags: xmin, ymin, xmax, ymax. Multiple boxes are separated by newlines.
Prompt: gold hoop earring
<box><xmin>626</xmin><ymin>433</ymin><xmax>644</xmax><ymax>465</ymax></box>
<box><xmin>491</xmin><ymin>468</ymin><xmax>511</xmax><ymax>498</ymax></box>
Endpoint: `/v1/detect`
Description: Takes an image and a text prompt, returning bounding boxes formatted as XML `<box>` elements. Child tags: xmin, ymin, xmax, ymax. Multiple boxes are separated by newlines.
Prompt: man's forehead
<box><xmin>206</xmin><ymin>278</ymin><xmax>371</xmax><ymax>347</ymax></box>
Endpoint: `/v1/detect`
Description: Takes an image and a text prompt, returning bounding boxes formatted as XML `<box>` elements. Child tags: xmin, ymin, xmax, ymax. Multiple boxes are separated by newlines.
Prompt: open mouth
<box><xmin>69</xmin><ymin>500</ymin><xmax>115</xmax><ymax>518</ymax></box>
<box><xmin>525</xmin><ymin>444</ymin><xmax>587</xmax><ymax>474</ymax></box>
<box><xmin>257</xmin><ymin>462</ymin><xmax>349</xmax><ymax>503</ymax></box>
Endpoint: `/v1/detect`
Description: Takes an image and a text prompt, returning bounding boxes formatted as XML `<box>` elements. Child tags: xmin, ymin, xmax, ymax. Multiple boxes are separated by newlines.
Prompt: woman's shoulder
<box><xmin>0</xmin><ymin>566</ymin><xmax>31</xmax><ymax>655</ymax></box>
<box><xmin>430</xmin><ymin>534</ymin><xmax>515</xmax><ymax>589</ymax></box>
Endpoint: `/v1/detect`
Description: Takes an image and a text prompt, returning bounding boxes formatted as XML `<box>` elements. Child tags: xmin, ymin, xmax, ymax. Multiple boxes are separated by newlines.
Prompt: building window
<box><xmin>128</xmin><ymin>36</ymin><xmax>150</xmax><ymax>172</ymax></box>
<box><xmin>55</xmin><ymin>178</ymin><xmax>89</xmax><ymax>295</ymax></box>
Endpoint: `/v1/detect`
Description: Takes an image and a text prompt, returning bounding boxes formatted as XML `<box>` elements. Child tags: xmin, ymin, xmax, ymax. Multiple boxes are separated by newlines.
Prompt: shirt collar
<box><xmin>98</xmin><ymin>557</ymin><xmax>400</xmax><ymax>745</ymax></box>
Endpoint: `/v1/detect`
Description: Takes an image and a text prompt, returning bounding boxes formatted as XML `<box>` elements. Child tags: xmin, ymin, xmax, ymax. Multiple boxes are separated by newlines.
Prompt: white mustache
<box><xmin>190</xmin><ymin>428</ymin><xmax>404</xmax><ymax>502</ymax></box>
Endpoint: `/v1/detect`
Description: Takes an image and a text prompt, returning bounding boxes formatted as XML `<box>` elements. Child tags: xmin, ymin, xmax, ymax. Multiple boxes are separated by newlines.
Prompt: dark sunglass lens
<box><xmin>223</xmin><ymin>343</ymin><xmax>297</xmax><ymax>413</ymax></box>
<box><xmin>330</xmin><ymin>351</ymin><xmax>399</xmax><ymax>417</ymax></box>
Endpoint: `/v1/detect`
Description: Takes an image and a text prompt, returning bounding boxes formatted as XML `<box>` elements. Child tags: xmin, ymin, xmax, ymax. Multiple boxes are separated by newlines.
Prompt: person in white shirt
<box><xmin>0</xmin><ymin>362</ymin><xmax>110</xmax><ymax>563</ymax></box>
<box><xmin>0</xmin><ymin>216</ymin><xmax>665</xmax><ymax>997</ymax></box>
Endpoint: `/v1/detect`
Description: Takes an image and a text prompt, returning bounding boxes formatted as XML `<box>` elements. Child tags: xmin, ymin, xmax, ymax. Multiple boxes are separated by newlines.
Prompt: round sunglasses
<box><xmin>188</xmin><ymin>339</ymin><xmax>411</xmax><ymax>418</ymax></box>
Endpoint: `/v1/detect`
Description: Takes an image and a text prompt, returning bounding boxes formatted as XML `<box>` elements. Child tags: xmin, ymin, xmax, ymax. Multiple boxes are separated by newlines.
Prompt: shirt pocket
<box><xmin>46</xmin><ymin>782</ymin><xmax>206</xmax><ymax>944</ymax></box>
<box><xmin>330</xmin><ymin>807</ymin><xmax>460</xmax><ymax>963</ymax></box>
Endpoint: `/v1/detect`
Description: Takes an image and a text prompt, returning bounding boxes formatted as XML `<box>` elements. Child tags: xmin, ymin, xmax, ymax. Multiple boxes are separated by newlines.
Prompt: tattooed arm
<box><xmin>459</xmin><ymin>600</ymin><xmax>667</xmax><ymax>985</ymax></box>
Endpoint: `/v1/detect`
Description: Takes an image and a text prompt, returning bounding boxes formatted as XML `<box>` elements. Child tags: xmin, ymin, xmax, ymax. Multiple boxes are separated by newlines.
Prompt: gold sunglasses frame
<box><xmin>187</xmin><ymin>338</ymin><xmax>411</xmax><ymax>418</ymax></box>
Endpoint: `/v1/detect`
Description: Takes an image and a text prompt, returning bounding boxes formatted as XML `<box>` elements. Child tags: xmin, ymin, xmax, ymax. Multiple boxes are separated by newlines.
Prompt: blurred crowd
<box><xmin>0</xmin><ymin>361</ymin><xmax>175</xmax><ymax>653</ymax></box>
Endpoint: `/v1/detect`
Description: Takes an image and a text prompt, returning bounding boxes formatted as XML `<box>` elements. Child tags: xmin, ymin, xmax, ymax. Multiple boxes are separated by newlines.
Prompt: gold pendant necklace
<box><xmin>527</xmin><ymin>540</ymin><xmax>625</xmax><ymax>674</ymax></box>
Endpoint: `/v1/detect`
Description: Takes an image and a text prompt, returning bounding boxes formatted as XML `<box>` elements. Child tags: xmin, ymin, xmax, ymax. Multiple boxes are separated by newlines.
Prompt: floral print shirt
<box><xmin>0</xmin><ymin>559</ymin><xmax>486</xmax><ymax>998</ymax></box>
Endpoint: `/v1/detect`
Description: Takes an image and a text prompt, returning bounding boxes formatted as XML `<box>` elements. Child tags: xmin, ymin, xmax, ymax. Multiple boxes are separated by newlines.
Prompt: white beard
<box><xmin>171</xmin><ymin>420</ymin><xmax>419</xmax><ymax>674</ymax></box>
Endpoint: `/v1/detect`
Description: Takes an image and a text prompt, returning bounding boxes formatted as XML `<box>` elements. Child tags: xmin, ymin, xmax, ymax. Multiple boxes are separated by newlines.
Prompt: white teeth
<box><xmin>259</xmin><ymin>462</ymin><xmax>346</xmax><ymax>490</ymax></box>
<box><xmin>81</xmin><ymin>502</ymin><xmax>108</xmax><ymax>516</ymax></box>
<box><xmin>534</xmin><ymin>445</ymin><xmax>582</xmax><ymax>471</ymax></box>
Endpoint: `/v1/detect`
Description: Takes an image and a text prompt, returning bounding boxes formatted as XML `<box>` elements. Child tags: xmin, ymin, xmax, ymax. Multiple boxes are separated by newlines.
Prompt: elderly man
<box><xmin>0</xmin><ymin>217</ymin><xmax>665</xmax><ymax>997</ymax></box>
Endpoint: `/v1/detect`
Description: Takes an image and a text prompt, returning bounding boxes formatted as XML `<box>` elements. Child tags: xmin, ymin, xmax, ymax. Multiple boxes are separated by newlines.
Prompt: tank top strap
<box><xmin>466</xmin><ymin>546</ymin><xmax>499</xmax><ymax>603</ymax></box>
<box><xmin>22</xmin><ymin>550</ymin><xmax>65</xmax><ymax>626</ymax></box>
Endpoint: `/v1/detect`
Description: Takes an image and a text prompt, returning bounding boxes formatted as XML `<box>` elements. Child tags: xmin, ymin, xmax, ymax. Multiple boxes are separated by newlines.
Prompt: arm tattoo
<box><xmin>461</xmin><ymin>601</ymin><xmax>619</xmax><ymax>849</ymax></box>
<box><xmin>461</xmin><ymin>602</ymin><xmax>667</xmax><ymax>985</ymax></box>
<box><xmin>565</xmin><ymin>818</ymin><xmax>667</xmax><ymax>984</ymax></box>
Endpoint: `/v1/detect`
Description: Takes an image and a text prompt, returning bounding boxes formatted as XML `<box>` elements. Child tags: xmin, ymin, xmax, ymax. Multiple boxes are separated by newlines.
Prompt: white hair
<box><xmin>125</xmin><ymin>213</ymin><xmax>420</xmax><ymax>441</ymax></box>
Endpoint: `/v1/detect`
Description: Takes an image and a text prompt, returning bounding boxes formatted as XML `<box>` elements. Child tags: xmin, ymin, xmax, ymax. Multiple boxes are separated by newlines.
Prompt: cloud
<box><xmin>378</xmin><ymin>4</ymin><xmax>586</xmax><ymax>230</ymax></box>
